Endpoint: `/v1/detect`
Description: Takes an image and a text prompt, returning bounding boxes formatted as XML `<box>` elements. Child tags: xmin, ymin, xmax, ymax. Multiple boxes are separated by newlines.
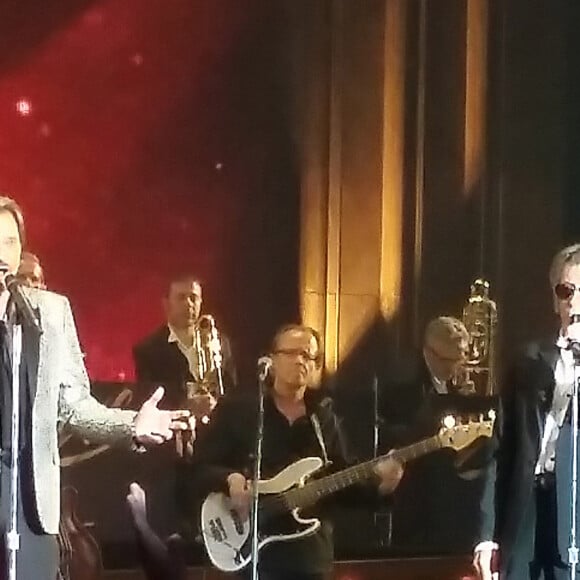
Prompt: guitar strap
<box><xmin>310</xmin><ymin>413</ymin><xmax>331</xmax><ymax>467</ymax></box>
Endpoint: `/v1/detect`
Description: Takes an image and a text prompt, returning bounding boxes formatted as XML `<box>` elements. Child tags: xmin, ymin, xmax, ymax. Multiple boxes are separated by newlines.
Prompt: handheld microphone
<box><xmin>257</xmin><ymin>356</ymin><xmax>272</xmax><ymax>383</ymax></box>
<box><xmin>4</xmin><ymin>274</ymin><xmax>43</xmax><ymax>335</ymax></box>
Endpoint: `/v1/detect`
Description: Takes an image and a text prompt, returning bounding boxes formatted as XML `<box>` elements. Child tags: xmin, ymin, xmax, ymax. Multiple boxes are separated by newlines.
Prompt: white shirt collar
<box><xmin>167</xmin><ymin>324</ymin><xmax>194</xmax><ymax>348</ymax></box>
<box><xmin>0</xmin><ymin>290</ymin><xmax>9</xmax><ymax>322</ymax></box>
<box><xmin>167</xmin><ymin>324</ymin><xmax>179</xmax><ymax>344</ymax></box>
<box><xmin>424</xmin><ymin>355</ymin><xmax>448</xmax><ymax>394</ymax></box>
<box><xmin>557</xmin><ymin>332</ymin><xmax>571</xmax><ymax>350</ymax></box>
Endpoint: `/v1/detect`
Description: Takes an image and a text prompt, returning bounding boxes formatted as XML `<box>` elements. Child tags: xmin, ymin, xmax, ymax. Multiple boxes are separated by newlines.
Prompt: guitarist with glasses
<box><xmin>189</xmin><ymin>323</ymin><xmax>404</xmax><ymax>580</ymax></box>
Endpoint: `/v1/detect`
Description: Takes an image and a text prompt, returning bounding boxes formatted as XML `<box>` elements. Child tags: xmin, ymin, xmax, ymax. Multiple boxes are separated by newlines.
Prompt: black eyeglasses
<box><xmin>273</xmin><ymin>348</ymin><xmax>319</xmax><ymax>362</ymax></box>
<box><xmin>426</xmin><ymin>344</ymin><xmax>466</xmax><ymax>363</ymax></box>
<box><xmin>554</xmin><ymin>282</ymin><xmax>580</xmax><ymax>301</ymax></box>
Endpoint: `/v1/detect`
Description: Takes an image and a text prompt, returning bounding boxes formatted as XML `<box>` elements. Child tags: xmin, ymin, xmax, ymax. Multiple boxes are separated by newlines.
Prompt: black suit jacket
<box><xmin>381</xmin><ymin>351</ymin><xmax>494</xmax><ymax>447</ymax></box>
<box><xmin>132</xmin><ymin>325</ymin><xmax>236</xmax><ymax>408</ymax></box>
<box><xmin>478</xmin><ymin>337</ymin><xmax>561</xmax><ymax>575</ymax></box>
<box><xmin>379</xmin><ymin>351</ymin><xmax>433</xmax><ymax>447</ymax></box>
<box><xmin>132</xmin><ymin>324</ymin><xmax>237</xmax><ymax>539</ymax></box>
<box><xmin>381</xmin><ymin>352</ymin><xmax>491</xmax><ymax>553</ymax></box>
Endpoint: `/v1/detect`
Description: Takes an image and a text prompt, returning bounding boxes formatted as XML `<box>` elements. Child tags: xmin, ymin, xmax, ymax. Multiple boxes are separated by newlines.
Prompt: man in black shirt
<box><xmin>190</xmin><ymin>324</ymin><xmax>403</xmax><ymax>580</ymax></box>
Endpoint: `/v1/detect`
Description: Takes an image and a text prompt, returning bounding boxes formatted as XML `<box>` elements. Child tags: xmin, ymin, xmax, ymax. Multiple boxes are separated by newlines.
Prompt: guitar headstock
<box><xmin>436</xmin><ymin>410</ymin><xmax>496</xmax><ymax>451</ymax></box>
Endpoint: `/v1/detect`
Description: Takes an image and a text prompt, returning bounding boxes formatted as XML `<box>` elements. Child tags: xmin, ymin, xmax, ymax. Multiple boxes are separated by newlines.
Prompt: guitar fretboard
<box><xmin>259</xmin><ymin>434</ymin><xmax>443</xmax><ymax>518</ymax></box>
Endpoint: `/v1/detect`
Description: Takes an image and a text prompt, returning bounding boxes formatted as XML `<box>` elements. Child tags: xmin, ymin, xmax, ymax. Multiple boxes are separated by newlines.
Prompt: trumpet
<box><xmin>194</xmin><ymin>314</ymin><xmax>225</xmax><ymax>396</ymax></box>
<box><xmin>176</xmin><ymin>314</ymin><xmax>225</xmax><ymax>457</ymax></box>
<box><xmin>454</xmin><ymin>278</ymin><xmax>498</xmax><ymax>396</ymax></box>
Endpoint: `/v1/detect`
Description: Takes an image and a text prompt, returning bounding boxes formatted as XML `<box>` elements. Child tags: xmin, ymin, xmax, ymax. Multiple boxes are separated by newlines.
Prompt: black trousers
<box><xmin>505</xmin><ymin>474</ymin><xmax>569</xmax><ymax>580</ymax></box>
<box><xmin>0</xmin><ymin>462</ymin><xmax>59</xmax><ymax>580</ymax></box>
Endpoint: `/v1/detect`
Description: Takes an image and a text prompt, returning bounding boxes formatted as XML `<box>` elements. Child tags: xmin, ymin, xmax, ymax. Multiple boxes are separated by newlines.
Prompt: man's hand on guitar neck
<box><xmin>375</xmin><ymin>456</ymin><xmax>404</xmax><ymax>494</ymax></box>
<box><xmin>227</xmin><ymin>472</ymin><xmax>252</xmax><ymax>521</ymax></box>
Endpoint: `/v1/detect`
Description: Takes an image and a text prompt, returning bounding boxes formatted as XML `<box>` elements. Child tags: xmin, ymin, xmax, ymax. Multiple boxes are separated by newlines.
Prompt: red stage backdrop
<box><xmin>0</xmin><ymin>0</ymin><xmax>300</xmax><ymax>381</ymax></box>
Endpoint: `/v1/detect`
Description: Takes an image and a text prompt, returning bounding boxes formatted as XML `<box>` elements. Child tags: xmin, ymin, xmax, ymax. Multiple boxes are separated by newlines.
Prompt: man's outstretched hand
<box><xmin>133</xmin><ymin>387</ymin><xmax>191</xmax><ymax>446</ymax></box>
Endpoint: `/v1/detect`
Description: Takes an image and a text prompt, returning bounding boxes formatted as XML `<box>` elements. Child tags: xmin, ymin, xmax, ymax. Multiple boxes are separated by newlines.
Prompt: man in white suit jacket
<box><xmin>0</xmin><ymin>196</ymin><xmax>190</xmax><ymax>579</ymax></box>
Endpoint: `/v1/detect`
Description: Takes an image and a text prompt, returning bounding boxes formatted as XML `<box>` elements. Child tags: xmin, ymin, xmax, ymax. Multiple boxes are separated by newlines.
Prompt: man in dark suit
<box><xmin>133</xmin><ymin>275</ymin><xmax>235</xmax><ymax>409</ymax></box>
<box><xmin>385</xmin><ymin>315</ymin><xmax>471</xmax><ymax>424</ymax></box>
<box><xmin>474</xmin><ymin>243</ymin><xmax>580</xmax><ymax>580</ymax></box>
<box><xmin>384</xmin><ymin>316</ymin><xmax>486</xmax><ymax>553</ymax></box>
<box><xmin>132</xmin><ymin>275</ymin><xmax>235</xmax><ymax>548</ymax></box>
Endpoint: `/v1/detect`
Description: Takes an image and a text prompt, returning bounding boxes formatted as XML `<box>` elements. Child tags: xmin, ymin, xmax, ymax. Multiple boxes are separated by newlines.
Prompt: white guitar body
<box><xmin>201</xmin><ymin>457</ymin><xmax>324</xmax><ymax>572</ymax></box>
<box><xmin>200</xmin><ymin>414</ymin><xmax>496</xmax><ymax>573</ymax></box>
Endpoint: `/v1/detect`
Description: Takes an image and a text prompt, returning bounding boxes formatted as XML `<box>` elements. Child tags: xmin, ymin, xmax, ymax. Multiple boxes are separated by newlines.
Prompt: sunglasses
<box><xmin>273</xmin><ymin>348</ymin><xmax>320</xmax><ymax>363</ymax></box>
<box><xmin>554</xmin><ymin>282</ymin><xmax>580</xmax><ymax>301</ymax></box>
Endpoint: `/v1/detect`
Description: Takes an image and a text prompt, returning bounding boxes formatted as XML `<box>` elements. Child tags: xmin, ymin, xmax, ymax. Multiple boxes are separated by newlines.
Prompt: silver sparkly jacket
<box><xmin>9</xmin><ymin>288</ymin><xmax>136</xmax><ymax>534</ymax></box>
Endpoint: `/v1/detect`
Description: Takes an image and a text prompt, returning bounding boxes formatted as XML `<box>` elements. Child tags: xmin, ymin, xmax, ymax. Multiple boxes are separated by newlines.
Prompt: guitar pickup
<box><xmin>229</xmin><ymin>510</ymin><xmax>244</xmax><ymax>535</ymax></box>
<box><xmin>209</xmin><ymin>518</ymin><xmax>227</xmax><ymax>542</ymax></box>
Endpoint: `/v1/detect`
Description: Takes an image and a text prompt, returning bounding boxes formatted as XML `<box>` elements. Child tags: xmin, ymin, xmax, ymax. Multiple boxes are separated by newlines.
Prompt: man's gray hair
<box><xmin>549</xmin><ymin>243</ymin><xmax>580</xmax><ymax>289</ymax></box>
<box><xmin>424</xmin><ymin>316</ymin><xmax>468</xmax><ymax>346</ymax></box>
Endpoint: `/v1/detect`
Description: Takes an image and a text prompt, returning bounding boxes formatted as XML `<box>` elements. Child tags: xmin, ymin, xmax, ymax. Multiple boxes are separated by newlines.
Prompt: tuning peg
<box><xmin>443</xmin><ymin>415</ymin><xmax>456</xmax><ymax>429</ymax></box>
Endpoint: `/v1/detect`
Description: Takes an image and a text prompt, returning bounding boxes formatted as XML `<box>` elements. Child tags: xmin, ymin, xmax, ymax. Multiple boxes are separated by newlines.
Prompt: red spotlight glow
<box><xmin>130</xmin><ymin>52</ymin><xmax>144</xmax><ymax>66</ymax></box>
<box><xmin>15</xmin><ymin>99</ymin><xmax>32</xmax><ymax>116</ymax></box>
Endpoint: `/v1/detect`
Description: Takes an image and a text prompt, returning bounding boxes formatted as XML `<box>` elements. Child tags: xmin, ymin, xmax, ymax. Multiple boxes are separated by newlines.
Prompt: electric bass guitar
<box><xmin>200</xmin><ymin>413</ymin><xmax>495</xmax><ymax>572</ymax></box>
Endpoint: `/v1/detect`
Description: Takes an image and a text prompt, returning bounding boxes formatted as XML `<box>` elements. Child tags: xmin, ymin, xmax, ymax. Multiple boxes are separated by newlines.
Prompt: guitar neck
<box><xmin>283</xmin><ymin>434</ymin><xmax>443</xmax><ymax>511</ymax></box>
